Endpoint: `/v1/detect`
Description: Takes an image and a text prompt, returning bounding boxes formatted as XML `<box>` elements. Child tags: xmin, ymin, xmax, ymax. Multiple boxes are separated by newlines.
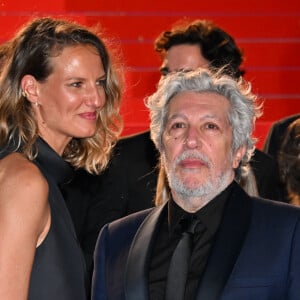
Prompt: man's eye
<box><xmin>171</xmin><ymin>123</ymin><xmax>185</xmax><ymax>129</ymax></box>
<box><xmin>205</xmin><ymin>123</ymin><xmax>219</xmax><ymax>130</ymax></box>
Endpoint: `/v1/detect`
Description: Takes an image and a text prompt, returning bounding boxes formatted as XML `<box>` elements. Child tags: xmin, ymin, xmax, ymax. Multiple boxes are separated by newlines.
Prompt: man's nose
<box><xmin>183</xmin><ymin>127</ymin><xmax>200</xmax><ymax>149</ymax></box>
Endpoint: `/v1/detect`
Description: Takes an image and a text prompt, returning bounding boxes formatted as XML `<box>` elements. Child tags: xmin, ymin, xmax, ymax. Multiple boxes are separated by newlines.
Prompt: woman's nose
<box><xmin>85</xmin><ymin>85</ymin><xmax>105</xmax><ymax>109</ymax></box>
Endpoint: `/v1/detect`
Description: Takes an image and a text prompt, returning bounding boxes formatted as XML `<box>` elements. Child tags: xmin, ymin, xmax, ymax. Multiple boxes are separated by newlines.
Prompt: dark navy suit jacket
<box><xmin>91</xmin><ymin>183</ymin><xmax>300</xmax><ymax>300</ymax></box>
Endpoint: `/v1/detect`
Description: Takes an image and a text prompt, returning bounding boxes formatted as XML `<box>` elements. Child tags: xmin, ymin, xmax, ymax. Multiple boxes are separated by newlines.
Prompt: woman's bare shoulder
<box><xmin>0</xmin><ymin>152</ymin><xmax>51</xmax><ymax>297</ymax></box>
<box><xmin>0</xmin><ymin>152</ymin><xmax>48</xmax><ymax>205</ymax></box>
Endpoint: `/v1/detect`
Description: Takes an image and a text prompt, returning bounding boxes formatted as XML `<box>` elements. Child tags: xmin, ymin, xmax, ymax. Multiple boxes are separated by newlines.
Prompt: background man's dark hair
<box><xmin>155</xmin><ymin>19</ymin><xmax>245</xmax><ymax>79</ymax></box>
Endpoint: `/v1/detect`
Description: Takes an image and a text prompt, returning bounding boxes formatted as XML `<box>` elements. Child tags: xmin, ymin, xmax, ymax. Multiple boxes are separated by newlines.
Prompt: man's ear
<box><xmin>232</xmin><ymin>145</ymin><xmax>247</xmax><ymax>169</ymax></box>
<box><xmin>20</xmin><ymin>75</ymin><xmax>39</xmax><ymax>104</ymax></box>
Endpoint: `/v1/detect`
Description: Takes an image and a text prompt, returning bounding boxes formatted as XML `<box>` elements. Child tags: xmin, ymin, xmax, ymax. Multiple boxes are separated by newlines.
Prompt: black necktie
<box><xmin>165</xmin><ymin>217</ymin><xmax>200</xmax><ymax>300</ymax></box>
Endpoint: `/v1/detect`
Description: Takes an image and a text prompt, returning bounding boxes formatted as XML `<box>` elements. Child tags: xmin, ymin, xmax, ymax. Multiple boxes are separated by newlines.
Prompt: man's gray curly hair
<box><xmin>145</xmin><ymin>68</ymin><xmax>262</xmax><ymax>173</ymax></box>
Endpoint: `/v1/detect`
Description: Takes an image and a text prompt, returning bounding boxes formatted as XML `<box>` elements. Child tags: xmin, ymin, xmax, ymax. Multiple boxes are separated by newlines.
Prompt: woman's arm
<box><xmin>0</xmin><ymin>153</ymin><xmax>50</xmax><ymax>300</ymax></box>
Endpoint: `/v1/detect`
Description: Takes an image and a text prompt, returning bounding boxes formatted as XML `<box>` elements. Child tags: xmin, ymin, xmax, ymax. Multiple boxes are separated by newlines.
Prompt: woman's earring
<box><xmin>22</xmin><ymin>90</ymin><xmax>27</xmax><ymax>98</ymax></box>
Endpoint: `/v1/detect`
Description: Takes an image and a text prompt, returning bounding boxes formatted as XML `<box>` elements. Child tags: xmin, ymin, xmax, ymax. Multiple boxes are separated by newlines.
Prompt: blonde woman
<box><xmin>0</xmin><ymin>17</ymin><xmax>122</xmax><ymax>300</ymax></box>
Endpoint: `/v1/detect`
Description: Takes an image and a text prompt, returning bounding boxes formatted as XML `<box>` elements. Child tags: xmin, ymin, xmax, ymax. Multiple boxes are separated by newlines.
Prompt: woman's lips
<box><xmin>79</xmin><ymin>112</ymin><xmax>97</xmax><ymax>120</ymax></box>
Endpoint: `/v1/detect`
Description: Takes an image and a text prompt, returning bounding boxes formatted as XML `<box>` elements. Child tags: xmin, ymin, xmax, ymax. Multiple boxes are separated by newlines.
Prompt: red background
<box><xmin>0</xmin><ymin>0</ymin><xmax>299</xmax><ymax>149</ymax></box>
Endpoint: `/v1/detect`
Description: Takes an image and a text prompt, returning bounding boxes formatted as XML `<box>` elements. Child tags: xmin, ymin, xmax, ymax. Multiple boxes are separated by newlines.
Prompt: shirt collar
<box><xmin>168</xmin><ymin>182</ymin><xmax>234</xmax><ymax>235</ymax></box>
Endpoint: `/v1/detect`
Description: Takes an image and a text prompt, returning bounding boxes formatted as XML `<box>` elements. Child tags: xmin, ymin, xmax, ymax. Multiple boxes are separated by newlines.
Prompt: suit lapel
<box><xmin>196</xmin><ymin>183</ymin><xmax>252</xmax><ymax>300</ymax></box>
<box><xmin>125</xmin><ymin>204</ymin><xmax>166</xmax><ymax>300</ymax></box>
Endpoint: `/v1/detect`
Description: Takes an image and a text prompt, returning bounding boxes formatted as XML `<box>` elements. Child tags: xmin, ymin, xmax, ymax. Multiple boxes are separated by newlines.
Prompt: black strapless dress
<box><xmin>0</xmin><ymin>137</ymin><xmax>87</xmax><ymax>299</ymax></box>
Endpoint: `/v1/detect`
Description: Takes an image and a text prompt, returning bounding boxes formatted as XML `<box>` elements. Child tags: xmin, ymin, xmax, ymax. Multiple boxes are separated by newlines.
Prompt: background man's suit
<box><xmin>92</xmin><ymin>182</ymin><xmax>300</xmax><ymax>300</ymax></box>
<box><xmin>61</xmin><ymin>131</ymin><xmax>159</xmax><ymax>287</ymax></box>
<box><xmin>263</xmin><ymin>113</ymin><xmax>300</xmax><ymax>160</ymax></box>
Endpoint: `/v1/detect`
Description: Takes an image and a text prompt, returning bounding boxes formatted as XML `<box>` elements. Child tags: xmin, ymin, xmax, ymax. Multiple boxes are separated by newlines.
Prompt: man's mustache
<box><xmin>174</xmin><ymin>150</ymin><xmax>211</xmax><ymax>168</ymax></box>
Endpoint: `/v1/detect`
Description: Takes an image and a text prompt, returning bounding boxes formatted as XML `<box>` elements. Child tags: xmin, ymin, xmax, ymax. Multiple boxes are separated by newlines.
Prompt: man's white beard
<box><xmin>163</xmin><ymin>150</ymin><xmax>233</xmax><ymax>201</ymax></box>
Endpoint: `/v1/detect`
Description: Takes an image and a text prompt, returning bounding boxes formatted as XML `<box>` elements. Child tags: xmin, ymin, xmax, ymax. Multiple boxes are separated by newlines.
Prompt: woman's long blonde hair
<box><xmin>0</xmin><ymin>17</ymin><xmax>123</xmax><ymax>174</ymax></box>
